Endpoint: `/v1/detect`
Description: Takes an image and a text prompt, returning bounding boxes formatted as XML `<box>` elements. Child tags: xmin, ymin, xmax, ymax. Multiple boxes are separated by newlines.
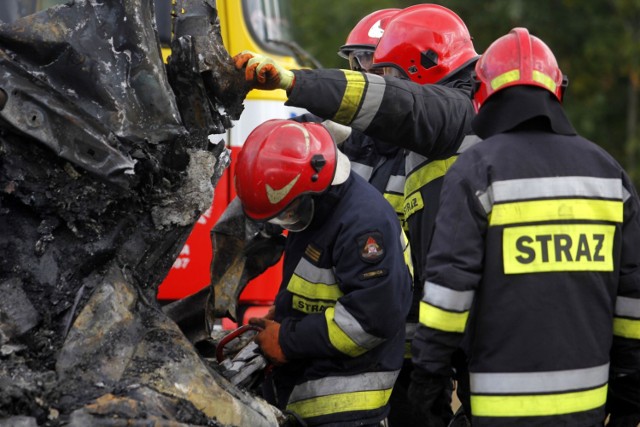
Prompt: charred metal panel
<box><xmin>0</xmin><ymin>0</ymin><xmax>279</xmax><ymax>425</ymax></box>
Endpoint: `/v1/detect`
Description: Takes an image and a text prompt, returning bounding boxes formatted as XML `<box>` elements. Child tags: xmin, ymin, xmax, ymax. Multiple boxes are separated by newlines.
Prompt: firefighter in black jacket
<box><xmin>410</xmin><ymin>27</ymin><xmax>640</xmax><ymax>427</ymax></box>
<box><xmin>233</xmin><ymin>6</ymin><xmax>480</xmax><ymax>424</ymax></box>
<box><xmin>234</xmin><ymin>119</ymin><xmax>413</xmax><ymax>426</ymax></box>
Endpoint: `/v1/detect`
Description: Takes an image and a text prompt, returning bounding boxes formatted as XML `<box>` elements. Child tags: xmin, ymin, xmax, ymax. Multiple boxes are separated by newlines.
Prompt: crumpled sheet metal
<box><xmin>0</xmin><ymin>0</ymin><xmax>184</xmax><ymax>188</ymax></box>
<box><xmin>58</xmin><ymin>264</ymin><xmax>281</xmax><ymax>427</ymax></box>
<box><xmin>0</xmin><ymin>0</ymin><xmax>279</xmax><ymax>425</ymax></box>
<box><xmin>169</xmin><ymin>0</ymin><xmax>249</xmax><ymax>125</ymax></box>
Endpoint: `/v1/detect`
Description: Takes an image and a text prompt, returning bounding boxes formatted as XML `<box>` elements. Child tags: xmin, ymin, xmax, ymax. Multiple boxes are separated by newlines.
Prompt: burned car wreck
<box><xmin>0</xmin><ymin>0</ymin><xmax>285</xmax><ymax>425</ymax></box>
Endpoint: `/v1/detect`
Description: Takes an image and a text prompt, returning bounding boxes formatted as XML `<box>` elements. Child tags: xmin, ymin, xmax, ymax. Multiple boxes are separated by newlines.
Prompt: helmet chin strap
<box><xmin>331</xmin><ymin>149</ymin><xmax>351</xmax><ymax>186</ymax></box>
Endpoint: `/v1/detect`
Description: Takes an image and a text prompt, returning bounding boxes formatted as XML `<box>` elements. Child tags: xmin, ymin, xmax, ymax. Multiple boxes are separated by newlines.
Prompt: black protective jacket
<box><xmin>271</xmin><ymin>172</ymin><xmax>413</xmax><ymax>426</ymax></box>
<box><xmin>414</xmin><ymin>87</ymin><xmax>640</xmax><ymax>426</ymax></box>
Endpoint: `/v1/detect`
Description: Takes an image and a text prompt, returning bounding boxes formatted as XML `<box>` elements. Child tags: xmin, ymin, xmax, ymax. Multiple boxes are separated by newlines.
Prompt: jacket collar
<box><xmin>472</xmin><ymin>86</ymin><xmax>576</xmax><ymax>139</ymax></box>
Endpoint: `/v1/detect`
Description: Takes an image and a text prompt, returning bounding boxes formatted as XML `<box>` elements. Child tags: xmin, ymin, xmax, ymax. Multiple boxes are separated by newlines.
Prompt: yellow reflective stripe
<box><xmin>404</xmin><ymin>157</ymin><xmax>458</xmax><ymax>197</ymax></box>
<box><xmin>502</xmin><ymin>224</ymin><xmax>616</xmax><ymax>274</ymax></box>
<box><xmin>489</xmin><ymin>199</ymin><xmax>623</xmax><ymax>226</ymax></box>
<box><xmin>532</xmin><ymin>70</ymin><xmax>557</xmax><ymax>93</ymax></box>
<box><xmin>471</xmin><ymin>384</ymin><xmax>607</xmax><ymax>417</ymax></box>
<box><xmin>489</xmin><ymin>69</ymin><xmax>557</xmax><ymax>93</ymax></box>
<box><xmin>402</xmin><ymin>229</ymin><xmax>414</xmax><ymax>280</ymax></box>
<box><xmin>419</xmin><ymin>301</ymin><xmax>469</xmax><ymax>333</ymax></box>
<box><xmin>291</xmin><ymin>295</ymin><xmax>336</xmax><ymax>314</ymax></box>
<box><xmin>613</xmin><ymin>317</ymin><xmax>640</xmax><ymax>339</ymax></box>
<box><xmin>490</xmin><ymin>70</ymin><xmax>520</xmax><ymax>91</ymax></box>
<box><xmin>287</xmin><ymin>275</ymin><xmax>343</xmax><ymax>301</ymax></box>
<box><xmin>286</xmin><ymin>388</ymin><xmax>392</xmax><ymax>419</ymax></box>
<box><xmin>334</xmin><ymin>71</ymin><xmax>366</xmax><ymax>125</ymax></box>
<box><xmin>325</xmin><ymin>307</ymin><xmax>368</xmax><ymax>357</ymax></box>
<box><xmin>384</xmin><ymin>192</ymin><xmax>404</xmax><ymax>217</ymax></box>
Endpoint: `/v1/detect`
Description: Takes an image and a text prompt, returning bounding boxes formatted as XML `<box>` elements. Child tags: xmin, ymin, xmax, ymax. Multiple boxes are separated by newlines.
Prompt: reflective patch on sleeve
<box><xmin>419</xmin><ymin>301</ymin><xmax>469</xmax><ymax>333</ymax></box>
<box><xmin>614</xmin><ymin>296</ymin><xmax>640</xmax><ymax>339</ymax></box>
<box><xmin>613</xmin><ymin>318</ymin><xmax>640</xmax><ymax>339</ymax></box>
<box><xmin>357</xmin><ymin>232</ymin><xmax>385</xmax><ymax>264</ymax></box>
<box><xmin>334</xmin><ymin>71</ymin><xmax>366</xmax><ymax>125</ymax></box>
<box><xmin>325</xmin><ymin>306</ymin><xmax>381</xmax><ymax>357</ymax></box>
<box><xmin>351</xmin><ymin>73</ymin><xmax>386</xmax><ymax>130</ymax></box>
<box><xmin>502</xmin><ymin>224</ymin><xmax>615</xmax><ymax>274</ymax></box>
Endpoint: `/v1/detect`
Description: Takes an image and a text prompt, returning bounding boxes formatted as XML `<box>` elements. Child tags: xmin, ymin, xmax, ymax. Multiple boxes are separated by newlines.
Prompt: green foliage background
<box><xmin>289</xmin><ymin>0</ymin><xmax>640</xmax><ymax>185</ymax></box>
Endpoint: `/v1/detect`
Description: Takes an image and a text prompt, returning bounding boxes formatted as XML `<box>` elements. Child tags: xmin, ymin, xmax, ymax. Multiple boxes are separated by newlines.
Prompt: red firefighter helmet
<box><xmin>338</xmin><ymin>8</ymin><xmax>401</xmax><ymax>59</ymax></box>
<box><xmin>234</xmin><ymin>119</ymin><xmax>338</xmax><ymax>224</ymax></box>
<box><xmin>372</xmin><ymin>3</ymin><xmax>478</xmax><ymax>84</ymax></box>
<box><xmin>472</xmin><ymin>27</ymin><xmax>567</xmax><ymax>111</ymax></box>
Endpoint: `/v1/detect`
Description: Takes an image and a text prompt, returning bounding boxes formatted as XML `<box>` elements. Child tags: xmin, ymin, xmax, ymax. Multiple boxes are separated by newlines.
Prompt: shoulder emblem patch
<box><xmin>357</xmin><ymin>232</ymin><xmax>385</xmax><ymax>264</ymax></box>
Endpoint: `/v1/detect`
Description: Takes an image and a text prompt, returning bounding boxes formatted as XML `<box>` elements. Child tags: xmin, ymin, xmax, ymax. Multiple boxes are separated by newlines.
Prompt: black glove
<box><xmin>607</xmin><ymin>371</ymin><xmax>640</xmax><ymax>427</ymax></box>
<box><xmin>408</xmin><ymin>369</ymin><xmax>454</xmax><ymax>427</ymax></box>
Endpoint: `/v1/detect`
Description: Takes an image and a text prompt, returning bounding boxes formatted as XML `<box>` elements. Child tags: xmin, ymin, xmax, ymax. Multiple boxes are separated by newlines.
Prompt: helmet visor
<box><xmin>267</xmin><ymin>196</ymin><xmax>314</xmax><ymax>232</ymax></box>
<box><xmin>349</xmin><ymin>50</ymin><xmax>381</xmax><ymax>74</ymax></box>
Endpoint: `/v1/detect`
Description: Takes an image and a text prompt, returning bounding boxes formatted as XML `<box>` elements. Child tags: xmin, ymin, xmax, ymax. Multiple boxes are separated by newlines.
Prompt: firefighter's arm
<box><xmin>287</xmin><ymin>69</ymin><xmax>475</xmax><ymax>158</ymax></box>
<box><xmin>279</xmin><ymin>220</ymin><xmax>412</xmax><ymax>359</ymax></box>
<box><xmin>412</xmin><ymin>162</ymin><xmax>486</xmax><ymax>376</ymax></box>
<box><xmin>607</xmin><ymin>174</ymin><xmax>640</xmax><ymax>425</ymax></box>
<box><xmin>407</xmin><ymin>161</ymin><xmax>485</xmax><ymax>425</ymax></box>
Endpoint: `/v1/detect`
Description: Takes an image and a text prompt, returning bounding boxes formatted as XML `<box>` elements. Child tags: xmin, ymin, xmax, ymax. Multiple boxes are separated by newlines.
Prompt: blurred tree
<box><xmin>290</xmin><ymin>0</ymin><xmax>640</xmax><ymax>184</ymax></box>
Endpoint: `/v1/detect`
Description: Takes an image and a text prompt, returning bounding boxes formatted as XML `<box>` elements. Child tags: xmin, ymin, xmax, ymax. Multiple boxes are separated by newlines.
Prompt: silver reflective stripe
<box><xmin>457</xmin><ymin>135</ymin><xmax>482</xmax><ymax>153</ymax></box>
<box><xmin>294</xmin><ymin>258</ymin><xmax>336</xmax><ymax>284</ymax></box>
<box><xmin>405</xmin><ymin>322</ymin><xmax>417</xmax><ymax>340</ymax></box>
<box><xmin>470</xmin><ymin>363</ymin><xmax>609</xmax><ymax>394</ymax></box>
<box><xmin>288</xmin><ymin>370</ymin><xmax>400</xmax><ymax>403</ymax></box>
<box><xmin>405</xmin><ymin>136</ymin><xmax>479</xmax><ymax>175</ymax></box>
<box><xmin>623</xmin><ymin>186</ymin><xmax>631</xmax><ymax>203</ymax></box>
<box><xmin>386</xmin><ymin>174</ymin><xmax>405</xmax><ymax>194</ymax></box>
<box><xmin>405</xmin><ymin>151</ymin><xmax>427</xmax><ymax>176</ymax></box>
<box><xmin>400</xmin><ymin>229</ymin><xmax>409</xmax><ymax>249</ymax></box>
<box><xmin>423</xmin><ymin>281</ymin><xmax>474</xmax><ymax>312</ymax></box>
<box><xmin>616</xmin><ymin>296</ymin><xmax>640</xmax><ymax>319</ymax></box>
<box><xmin>404</xmin><ymin>135</ymin><xmax>478</xmax><ymax>177</ymax></box>
<box><xmin>477</xmin><ymin>177</ymin><xmax>624</xmax><ymax>215</ymax></box>
<box><xmin>350</xmin><ymin>162</ymin><xmax>373</xmax><ymax>181</ymax></box>
<box><xmin>476</xmin><ymin>190</ymin><xmax>492</xmax><ymax>215</ymax></box>
<box><xmin>351</xmin><ymin>73</ymin><xmax>386</xmax><ymax>131</ymax></box>
<box><xmin>334</xmin><ymin>302</ymin><xmax>386</xmax><ymax>350</ymax></box>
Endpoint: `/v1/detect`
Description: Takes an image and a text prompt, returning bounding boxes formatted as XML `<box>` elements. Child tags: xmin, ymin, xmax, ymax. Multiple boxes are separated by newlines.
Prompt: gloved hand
<box><xmin>407</xmin><ymin>369</ymin><xmax>454</xmax><ymax>427</ymax></box>
<box><xmin>606</xmin><ymin>371</ymin><xmax>640</xmax><ymax>427</ymax></box>
<box><xmin>233</xmin><ymin>50</ymin><xmax>294</xmax><ymax>91</ymax></box>
<box><xmin>248</xmin><ymin>317</ymin><xmax>288</xmax><ymax>365</ymax></box>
